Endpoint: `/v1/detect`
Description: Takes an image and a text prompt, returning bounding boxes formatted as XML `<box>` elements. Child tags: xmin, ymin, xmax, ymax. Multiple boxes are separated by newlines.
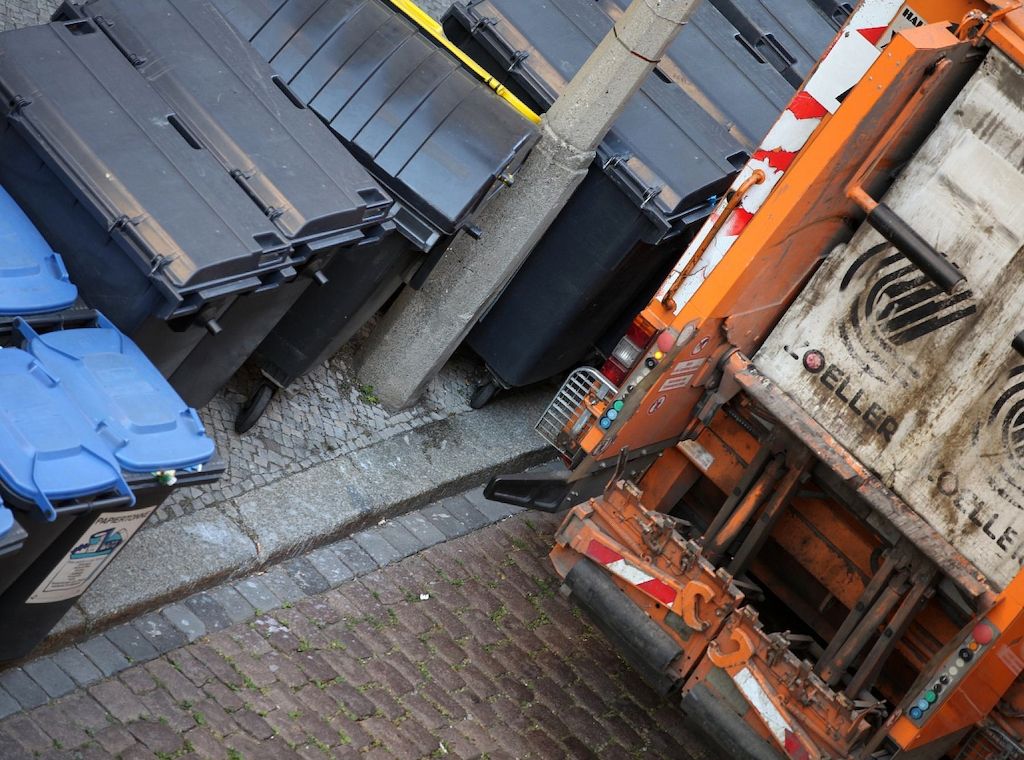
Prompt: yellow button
<box><xmin>969</xmin><ymin>642</ymin><xmax>979</xmax><ymax>651</ymax></box>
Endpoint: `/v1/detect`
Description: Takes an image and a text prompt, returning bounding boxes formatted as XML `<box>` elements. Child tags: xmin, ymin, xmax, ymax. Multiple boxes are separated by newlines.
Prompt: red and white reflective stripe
<box><xmin>585</xmin><ymin>539</ymin><xmax>676</xmax><ymax>606</ymax></box>
<box><xmin>733</xmin><ymin>667</ymin><xmax>811</xmax><ymax>759</ymax></box>
<box><xmin>656</xmin><ymin>0</ymin><xmax>906</xmax><ymax>315</ymax></box>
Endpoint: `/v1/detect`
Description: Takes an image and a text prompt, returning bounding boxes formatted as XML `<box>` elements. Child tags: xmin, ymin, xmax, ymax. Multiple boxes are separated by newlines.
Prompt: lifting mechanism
<box><xmin>488</xmin><ymin>1</ymin><xmax>1024</xmax><ymax>757</ymax></box>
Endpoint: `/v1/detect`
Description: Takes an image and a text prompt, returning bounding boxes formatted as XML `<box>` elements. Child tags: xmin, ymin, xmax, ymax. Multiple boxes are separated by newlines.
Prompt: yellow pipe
<box><xmin>385</xmin><ymin>0</ymin><xmax>542</xmax><ymax>124</ymax></box>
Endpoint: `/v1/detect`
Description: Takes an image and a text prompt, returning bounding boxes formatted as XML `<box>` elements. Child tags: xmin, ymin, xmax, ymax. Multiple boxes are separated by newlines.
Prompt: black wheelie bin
<box><xmin>0</xmin><ymin>1</ymin><xmax>392</xmax><ymax>405</ymax></box>
<box><xmin>0</xmin><ymin>314</ymin><xmax>220</xmax><ymax>661</ymax></box>
<box><xmin>208</xmin><ymin>0</ymin><xmax>540</xmax><ymax>431</ymax></box>
<box><xmin>443</xmin><ymin>0</ymin><xmax>839</xmax><ymax>406</ymax></box>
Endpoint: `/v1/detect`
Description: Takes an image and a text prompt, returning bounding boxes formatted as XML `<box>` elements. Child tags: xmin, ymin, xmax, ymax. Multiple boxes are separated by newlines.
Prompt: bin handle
<box><xmin>12</xmin><ymin>318</ymin><xmax>85</xmax><ymax>363</ymax></box>
<box><xmin>29</xmin><ymin>446</ymin><xmax>134</xmax><ymax>523</ymax></box>
<box><xmin>183</xmin><ymin>407</ymin><xmax>209</xmax><ymax>437</ymax></box>
<box><xmin>49</xmin><ymin>252</ymin><xmax>72</xmax><ymax>283</ymax></box>
<box><xmin>52</xmin><ymin>492</ymin><xmax>135</xmax><ymax>518</ymax></box>
<box><xmin>26</xmin><ymin>455</ymin><xmax>57</xmax><ymax>522</ymax></box>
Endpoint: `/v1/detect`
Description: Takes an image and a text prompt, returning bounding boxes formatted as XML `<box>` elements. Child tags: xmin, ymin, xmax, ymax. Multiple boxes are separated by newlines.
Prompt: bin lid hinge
<box><xmin>602</xmin><ymin>153</ymin><xmax>630</xmax><ymax>171</ymax></box>
<box><xmin>109</xmin><ymin>213</ymin><xmax>145</xmax><ymax>232</ymax></box>
<box><xmin>8</xmin><ymin>94</ymin><xmax>32</xmax><ymax>114</ymax></box>
<box><xmin>149</xmin><ymin>253</ymin><xmax>176</xmax><ymax>274</ymax></box>
<box><xmin>640</xmin><ymin>184</ymin><xmax>663</xmax><ymax>207</ymax></box>
<box><xmin>470</xmin><ymin>16</ymin><xmax>497</xmax><ymax>34</ymax></box>
<box><xmin>508</xmin><ymin>50</ymin><xmax>530</xmax><ymax>71</ymax></box>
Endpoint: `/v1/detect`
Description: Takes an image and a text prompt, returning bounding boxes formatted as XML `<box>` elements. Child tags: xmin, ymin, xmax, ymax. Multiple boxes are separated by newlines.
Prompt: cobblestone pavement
<box><xmin>0</xmin><ymin>498</ymin><xmax>715</xmax><ymax>759</ymax></box>
<box><xmin>0</xmin><ymin>0</ymin><xmax>52</xmax><ymax>29</ymax></box>
<box><xmin>162</xmin><ymin>334</ymin><xmax>483</xmax><ymax>527</ymax></box>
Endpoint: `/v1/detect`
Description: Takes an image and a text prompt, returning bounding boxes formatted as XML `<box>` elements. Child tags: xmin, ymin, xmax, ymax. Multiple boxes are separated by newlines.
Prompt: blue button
<box><xmin>909</xmin><ymin>707</ymin><xmax>923</xmax><ymax>720</ymax></box>
<box><xmin>916</xmin><ymin>699</ymin><xmax>929</xmax><ymax>712</ymax></box>
<box><xmin>599</xmin><ymin>416</ymin><xmax>612</xmax><ymax>429</ymax></box>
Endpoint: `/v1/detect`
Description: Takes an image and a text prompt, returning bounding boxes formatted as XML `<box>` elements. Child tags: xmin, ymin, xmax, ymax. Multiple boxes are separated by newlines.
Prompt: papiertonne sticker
<box><xmin>28</xmin><ymin>507</ymin><xmax>156</xmax><ymax>604</ymax></box>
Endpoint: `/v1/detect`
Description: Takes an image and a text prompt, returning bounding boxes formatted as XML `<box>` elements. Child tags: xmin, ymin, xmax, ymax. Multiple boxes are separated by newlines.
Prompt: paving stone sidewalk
<box><xmin>0</xmin><ymin>494</ymin><xmax>714</xmax><ymax>759</ymax></box>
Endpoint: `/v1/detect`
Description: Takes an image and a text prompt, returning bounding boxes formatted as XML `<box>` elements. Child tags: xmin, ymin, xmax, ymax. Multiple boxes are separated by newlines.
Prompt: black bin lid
<box><xmin>699</xmin><ymin>0</ymin><xmax>842</xmax><ymax>85</ymax></box>
<box><xmin>447</xmin><ymin>0</ymin><xmax>754</xmax><ymax>233</ymax></box>
<box><xmin>208</xmin><ymin>0</ymin><xmax>540</xmax><ymax>242</ymax></box>
<box><xmin>448</xmin><ymin>0</ymin><xmax>836</xmax><ymax>234</ymax></box>
<box><xmin>0</xmin><ymin>0</ymin><xmax>391</xmax><ymax>311</ymax></box>
<box><xmin>596</xmin><ymin>0</ymin><xmax>795</xmax><ymax>146</ymax></box>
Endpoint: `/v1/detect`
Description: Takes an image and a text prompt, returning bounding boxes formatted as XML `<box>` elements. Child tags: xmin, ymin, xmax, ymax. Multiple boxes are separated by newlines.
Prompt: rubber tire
<box><xmin>235</xmin><ymin>383</ymin><xmax>275</xmax><ymax>434</ymax></box>
<box><xmin>470</xmin><ymin>381</ymin><xmax>500</xmax><ymax>410</ymax></box>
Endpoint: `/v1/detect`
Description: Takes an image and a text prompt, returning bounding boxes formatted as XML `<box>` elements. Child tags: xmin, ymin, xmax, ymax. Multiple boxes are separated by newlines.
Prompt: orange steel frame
<box><xmin>544</xmin><ymin>3</ymin><xmax>1024</xmax><ymax>759</ymax></box>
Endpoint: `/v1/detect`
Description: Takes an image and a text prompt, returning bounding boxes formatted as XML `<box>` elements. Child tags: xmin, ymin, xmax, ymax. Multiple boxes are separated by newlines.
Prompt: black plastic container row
<box><xmin>208</xmin><ymin>0</ymin><xmax>540</xmax><ymax>431</ymax></box>
<box><xmin>0</xmin><ymin>0</ymin><xmax>393</xmax><ymax>407</ymax></box>
<box><xmin>443</xmin><ymin>0</ymin><xmax>843</xmax><ymax>404</ymax></box>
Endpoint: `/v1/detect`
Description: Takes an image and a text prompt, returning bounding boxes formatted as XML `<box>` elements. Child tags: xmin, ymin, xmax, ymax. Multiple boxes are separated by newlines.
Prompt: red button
<box><xmin>973</xmin><ymin>623</ymin><xmax>994</xmax><ymax>645</ymax></box>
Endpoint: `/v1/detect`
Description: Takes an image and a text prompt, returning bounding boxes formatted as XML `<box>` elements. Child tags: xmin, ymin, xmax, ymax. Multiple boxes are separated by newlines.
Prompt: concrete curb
<box><xmin>40</xmin><ymin>389</ymin><xmax>554</xmax><ymax>657</ymax></box>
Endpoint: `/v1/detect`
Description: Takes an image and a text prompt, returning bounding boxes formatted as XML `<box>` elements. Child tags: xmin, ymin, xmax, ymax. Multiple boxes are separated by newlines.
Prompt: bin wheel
<box><xmin>236</xmin><ymin>383</ymin><xmax>276</xmax><ymax>434</ymax></box>
<box><xmin>470</xmin><ymin>380</ymin><xmax>500</xmax><ymax>410</ymax></box>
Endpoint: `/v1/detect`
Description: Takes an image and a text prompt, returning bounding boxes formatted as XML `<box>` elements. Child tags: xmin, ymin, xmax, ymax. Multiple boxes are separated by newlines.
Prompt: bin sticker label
<box><xmin>27</xmin><ymin>507</ymin><xmax>156</xmax><ymax>604</ymax></box>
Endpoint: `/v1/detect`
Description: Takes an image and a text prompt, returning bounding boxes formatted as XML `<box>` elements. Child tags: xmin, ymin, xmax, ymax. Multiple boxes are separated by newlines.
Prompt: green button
<box><xmin>613</xmin><ymin>400</ymin><xmax>625</xmax><ymax>411</ymax></box>
<box><xmin>925</xmin><ymin>691</ymin><xmax>937</xmax><ymax>703</ymax></box>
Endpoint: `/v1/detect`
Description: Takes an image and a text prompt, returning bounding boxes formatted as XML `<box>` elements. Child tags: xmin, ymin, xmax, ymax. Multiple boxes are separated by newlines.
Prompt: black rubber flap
<box><xmin>209</xmin><ymin>0</ymin><xmax>539</xmax><ymax>237</ymax></box>
<box><xmin>0</xmin><ymin>1</ymin><xmax>390</xmax><ymax>301</ymax></box>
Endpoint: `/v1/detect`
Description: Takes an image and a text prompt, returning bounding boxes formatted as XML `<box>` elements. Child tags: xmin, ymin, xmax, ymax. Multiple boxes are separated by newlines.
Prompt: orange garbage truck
<box><xmin>485</xmin><ymin>2</ymin><xmax>1024</xmax><ymax>758</ymax></box>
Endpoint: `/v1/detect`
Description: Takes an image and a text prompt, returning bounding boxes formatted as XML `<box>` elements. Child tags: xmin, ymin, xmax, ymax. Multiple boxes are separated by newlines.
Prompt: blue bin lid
<box><xmin>0</xmin><ymin>348</ymin><xmax>132</xmax><ymax>521</ymax></box>
<box><xmin>16</xmin><ymin>315</ymin><xmax>215</xmax><ymax>473</ymax></box>
<box><xmin>0</xmin><ymin>186</ymin><xmax>78</xmax><ymax>315</ymax></box>
<box><xmin>0</xmin><ymin>505</ymin><xmax>13</xmax><ymax>540</ymax></box>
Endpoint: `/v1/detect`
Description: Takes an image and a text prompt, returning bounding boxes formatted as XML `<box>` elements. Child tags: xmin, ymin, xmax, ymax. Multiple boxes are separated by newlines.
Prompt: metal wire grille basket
<box><xmin>535</xmin><ymin>367</ymin><xmax>617</xmax><ymax>457</ymax></box>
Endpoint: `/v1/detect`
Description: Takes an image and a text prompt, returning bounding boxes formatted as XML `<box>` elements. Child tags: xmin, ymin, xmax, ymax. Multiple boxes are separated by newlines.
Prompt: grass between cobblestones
<box><xmin>0</xmin><ymin>512</ymin><xmax>715</xmax><ymax>759</ymax></box>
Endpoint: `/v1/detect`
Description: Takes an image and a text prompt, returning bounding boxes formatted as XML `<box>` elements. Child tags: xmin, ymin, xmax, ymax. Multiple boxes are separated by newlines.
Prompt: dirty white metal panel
<box><xmin>756</xmin><ymin>50</ymin><xmax>1024</xmax><ymax>588</ymax></box>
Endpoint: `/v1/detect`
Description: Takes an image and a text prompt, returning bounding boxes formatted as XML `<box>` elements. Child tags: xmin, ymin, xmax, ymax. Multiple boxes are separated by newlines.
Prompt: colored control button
<box><xmin>969</xmin><ymin>641</ymin><xmax>979</xmax><ymax>651</ymax></box>
<box><xmin>909</xmin><ymin>707</ymin><xmax>923</xmax><ymax>720</ymax></box>
<box><xmin>959</xmin><ymin>649</ymin><xmax>973</xmax><ymax>663</ymax></box>
<box><xmin>925</xmin><ymin>691</ymin><xmax>937</xmax><ymax>703</ymax></box>
<box><xmin>599</xmin><ymin>417</ymin><xmax>612</xmax><ymax>429</ymax></box>
<box><xmin>612</xmin><ymin>400</ymin><xmax>624</xmax><ymax>412</ymax></box>
<box><xmin>973</xmin><ymin>623</ymin><xmax>994</xmax><ymax>645</ymax></box>
<box><xmin>955</xmin><ymin>658</ymin><xmax>965</xmax><ymax>668</ymax></box>
<box><xmin>916</xmin><ymin>699</ymin><xmax>929</xmax><ymax>712</ymax></box>
<box><xmin>948</xmin><ymin>665</ymin><xmax>959</xmax><ymax>677</ymax></box>
<box><xmin>606</xmin><ymin>409</ymin><xmax>618</xmax><ymax>421</ymax></box>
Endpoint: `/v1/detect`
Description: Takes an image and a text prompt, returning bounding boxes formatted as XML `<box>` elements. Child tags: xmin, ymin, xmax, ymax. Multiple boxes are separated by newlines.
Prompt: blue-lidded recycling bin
<box><xmin>0</xmin><ymin>317</ymin><xmax>219</xmax><ymax>661</ymax></box>
<box><xmin>0</xmin><ymin>347</ymin><xmax>133</xmax><ymax>605</ymax></box>
<box><xmin>0</xmin><ymin>185</ymin><xmax>77</xmax><ymax>320</ymax></box>
<box><xmin>16</xmin><ymin>315</ymin><xmax>215</xmax><ymax>472</ymax></box>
